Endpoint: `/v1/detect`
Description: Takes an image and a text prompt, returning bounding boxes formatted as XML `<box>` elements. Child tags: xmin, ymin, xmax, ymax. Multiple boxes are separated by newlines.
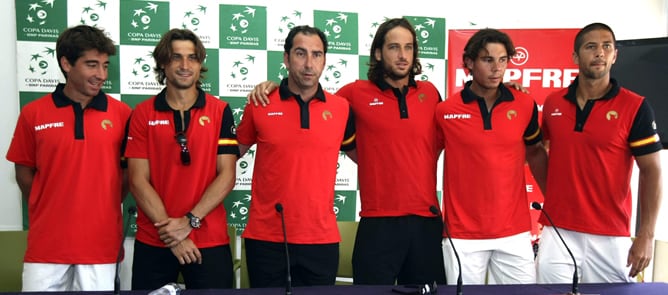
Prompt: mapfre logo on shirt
<box><xmin>549</xmin><ymin>108</ymin><xmax>563</xmax><ymax>117</ymax></box>
<box><xmin>442</xmin><ymin>113</ymin><xmax>471</xmax><ymax>120</ymax></box>
<box><xmin>34</xmin><ymin>121</ymin><xmax>64</xmax><ymax>131</ymax></box>
<box><xmin>148</xmin><ymin>120</ymin><xmax>170</xmax><ymax>126</ymax></box>
<box><xmin>368</xmin><ymin>98</ymin><xmax>384</xmax><ymax>106</ymax></box>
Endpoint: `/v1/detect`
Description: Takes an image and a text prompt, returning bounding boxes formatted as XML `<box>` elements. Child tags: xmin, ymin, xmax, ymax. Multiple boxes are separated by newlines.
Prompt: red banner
<box><xmin>446</xmin><ymin>28</ymin><xmax>580</xmax><ymax>242</ymax></box>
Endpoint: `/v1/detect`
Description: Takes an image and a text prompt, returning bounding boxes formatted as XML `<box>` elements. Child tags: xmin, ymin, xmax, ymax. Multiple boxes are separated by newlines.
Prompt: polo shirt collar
<box><xmin>374</xmin><ymin>77</ymin><xmax>418</xmax><ymax>91</ymax></box>
<box><xmin>154</xmin><ymin>87</ymin><xmax>207</xmax><ymax>111</ymax></box>
<box><xmin>461</xmin><ymin>80</ymin><xmax>514</xmax><ymax>104</ymax></box>
<box><xmin>564</xmin><ymin>76</ymin><xmax>621</xmax><ymax>103</ymax></box>
<box><xmin>52</xmin><ymin>83</ymin><xmax>108</xmax><ymax>111</ymax></box>
<box><xmin>278</xmin><ymin>78</ymin><xmax>326</xmax><ymax>102</ymax></box>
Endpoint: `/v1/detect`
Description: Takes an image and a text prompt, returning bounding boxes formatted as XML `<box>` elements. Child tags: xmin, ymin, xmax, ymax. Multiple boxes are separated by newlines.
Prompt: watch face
<box><xmin>190</xmin><ymin>217</ymin><xmax>201</xmax><ymax>228</ymax></box>
<box><xmin>188</xmin><ymin>213</ymin><xmax>201</xmax><ymax>229</ymax></box>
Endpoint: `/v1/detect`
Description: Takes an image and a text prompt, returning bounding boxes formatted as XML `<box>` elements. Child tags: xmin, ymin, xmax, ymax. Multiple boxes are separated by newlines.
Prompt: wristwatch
<box><xmin>185</xmin><ymin>212</ymin><xmax>201</xmax><ymax>229</ymax></box>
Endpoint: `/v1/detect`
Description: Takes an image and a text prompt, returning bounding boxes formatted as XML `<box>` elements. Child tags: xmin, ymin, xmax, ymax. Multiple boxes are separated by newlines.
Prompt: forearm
<box><xmin>634</xmin><ymin>151</ymin><xmax>662</xmax><ymax>239</ymax></box>
<box><xmin>131</xmin><ymin>179</ymin><xmax>169</xmax><ymax>223</ymax></box>
<box><xmin>636</xmin><ymin>158</ymin><xmax>662</xmax><ymax>238</ymax></box>
<box><xmin>128</xmin><ymin>159</ymin><xmax>169</xmax><ymax>223</ymax></box>
<box><xmin>190</xmin><ymin>154</ymin><xmax>236</xmax><ymax>219</ymax></box>
<box><xmin>526</xmin><ymin>142</ymin><xmax>548</xmax><ymax>194</ymax></box>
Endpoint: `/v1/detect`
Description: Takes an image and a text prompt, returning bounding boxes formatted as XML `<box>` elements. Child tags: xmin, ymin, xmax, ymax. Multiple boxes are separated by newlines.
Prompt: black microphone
<box><xmin>532</xmin><ymin>202</ymin><xmax>579</xmax><ymax>295</ymax></box>
<box><xmin>114</xmin><ymin>206</ymin><xmax>137</xmax><ymax>295</ymax></box>
<box><xmin>275</xmin><ymin>203</ymin><xmax>292</xmax><ymax>295</ymax></box>
<box><xmin>430</xmin><ymin>206</ymin><xmax>462</xmax><ymax>295</ymax></box>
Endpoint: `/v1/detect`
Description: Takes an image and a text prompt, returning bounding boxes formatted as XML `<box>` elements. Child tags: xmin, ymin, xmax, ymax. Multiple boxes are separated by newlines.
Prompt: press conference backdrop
<box><xmin>10</xmin><ymin>0</ymin><xmax>668</xmax><ymax>242</ymax></box>
<box><xmin>8</xmin><ymin>0</ymin><xmax>668</xmax><ymax>290</ymax></box>
<box><xmin>14</xmin><ymin>0</ymin><xmax>451</xmax><ymax>234</ymax></box>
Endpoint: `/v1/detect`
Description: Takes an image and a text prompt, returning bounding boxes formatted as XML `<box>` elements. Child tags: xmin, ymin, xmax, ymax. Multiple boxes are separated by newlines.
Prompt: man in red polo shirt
<box><xmin>537</xmin><ymin>22</ymin><xmax>662</xmax><ymax>283</ymax></box>
<box><xmin>6</xmin><ymin>25</ymin><xmax>131</xmax><ymax>291</ymax></box>
<box><xmin>247</xmin><ymin>18</ymin><xmax>447</xmax><ymax>286</ymax></box>
<box><xmin>237</xmin><ymin>25</ymin><xmax>355</xmax><ymax>288</ymax></box>
<box><xmin>125</xmin><ymin>29</ymin><xmax>239</xmax><ymax>290</ymax></box>
<box><xmin>435</xmin><ymin>28</ymin><xmax>547</xmax><ymax>285</ymax></box>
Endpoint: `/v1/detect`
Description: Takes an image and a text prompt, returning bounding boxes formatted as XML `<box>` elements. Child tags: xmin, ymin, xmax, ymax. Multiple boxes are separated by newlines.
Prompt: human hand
<box><xmin>247</xmin><ymin>81</ymin><xmax>278</xmax><ymax>106</ymax></box>
<box><xmin>170</xmin><ymin>238</ymin><xmax>202</xmax><ymax>265</ymax></box>
<box><xmin>156</xmin><ymin>217</ymin><xmax>192</xmax><ymax>248</ymax></box>
<box><xmin>627</xmin><ymin>235</ymin><xmax>653</xmax><ymax>278</ymax></box>
<box><xmin>504</xmin><ymin>81</ymin><xmax>529</xmax><ymax>94</ymax></box>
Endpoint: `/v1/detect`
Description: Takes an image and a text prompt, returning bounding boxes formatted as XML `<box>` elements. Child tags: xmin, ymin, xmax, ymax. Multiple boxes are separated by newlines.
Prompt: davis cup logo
<box><xmin>229</xmin><ymin>6</ymin><xmax>257</xmax><ymax>34</ymax></box>
<box><xmin>415</xmin><ymin>18</ymin><xmax>436</xmax><ymax>44</ymax></box>
<box><xmin>232</xmin><ymin>106</ymin><xmax>244</xmax><ymax>123</ymax></box>
<box><xmin>28</xmin><ymin>47</ymin><xmax>55</xmax><ymax>75</ymax></box>
<box><xmin>181</xmin><ymin>5</ymin><xmax>207</xmax><ymax>31</ymax></box>
<box><xmin>79</xmin><ymin>0</ymin><xmax>108</xmax><ymax>26</ymax></box>
<box><xmin>323</xmin><ymin>13</ymin><xmax>349</xmax><ymax>40</ymax></box>
<box><xmin>229</xmin><ymin>55</ymin><xmax>256</xmax><ymax>81</ymax></box>
<box><xmin>418</xmin><ymin>62</ymin><xmax>436</xmax><ymax>81</ymax></box>
<box><xmin>229</xmin><ymin>194</ymin><xmax>251</xmax><ymax>221</ymax></box>
<box><xmin>334</xmin><ymin>194</ymin><xmax>347</xmax><ymax>216</ymax></box>
<box><xmin>131</xmin><ymin>54</ymin><xmax>153</xmax><ymax>78</ymax></box>
<box><xmin>323</xmin><ymin>59</ymin><xmax>348</xmax><ymax>85</ymax></box>
<box><xmin>512</xmin><ymin>46</ymin><xmax>529</xmax><ymax>66</ymax></box>
<box><xmin>278</xmin><ymin>10</ymin><xmax>302</xmax><ymax>34</ymax></box>
<box><xmin>26</xmin><ymin>0</ymin><xmax>55</xmax><ymax>26</ymax></box>
<box><xmin>131</xmin><ymin>2</ymin><xmax>159</xmax><ymax>30</ymax></box>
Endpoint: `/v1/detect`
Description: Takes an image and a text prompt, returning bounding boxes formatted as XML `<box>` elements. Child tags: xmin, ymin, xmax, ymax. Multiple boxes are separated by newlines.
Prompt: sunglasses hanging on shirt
<box><xmin>175</xmin><ymin>132</ymin><xmax>191</xmax><ymax>166</ymax></box>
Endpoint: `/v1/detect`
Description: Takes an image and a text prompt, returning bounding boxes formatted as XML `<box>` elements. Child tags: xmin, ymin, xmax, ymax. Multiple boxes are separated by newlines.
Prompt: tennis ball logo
<box><xmin>181</xmin><ymin>5</ymin><xmax>207</xmax><ymax>31</ymax></box>
<box><xmin>278</xmin><ymin>11</ymin><xmax>302</xmax><ymax>34</ymax></box>
<box><xmin>229</xmin><ymin>195</ymin><xmax>251</xmax><ymax>221</ymax></box>
<box><xmin>79</xmin><ymin>1</ymin><xmax>109</xmax><ymax>26</ymax></box>
<box><xmin>25</xmin><ymin>1</ymin><xmax>54</xmax><ymax>26</ymax></box>
<box><xmin>28</xmin><ymin>47</ymin><xmax>55</xmax><ymax>76</ymax></box>
<box><xmin>229</xmin><ymin>6</ymin><xmax>257</xmax><ymax>34</ymax></box>
<box><xmin>131</xmin><ymin>55</ymin><xmax>152</xmax><ymax>78</ymax></box>
<box><xmin>130</xmin><ymin>2</ymin><xmax>159</xmax><ymax>31</ymax></box>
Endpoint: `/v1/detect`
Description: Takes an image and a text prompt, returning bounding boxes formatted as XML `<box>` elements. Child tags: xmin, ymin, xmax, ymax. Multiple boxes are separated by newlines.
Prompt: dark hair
<box><xmin>153</xmin><ymin>28</ymin><xmax>208</xmax><ymax>86</ymax></box>
<box><xmin>462</xmin><ymin>28</ymin><xmax>516</xmax><ymax>74</ymax></box>
<box><xmin>56</xmin><ymin>25</ymin><xmax>116</xmax><ymax>78</ymax></box>
<box><xmin>367</xmin><ymin>18</ymin><xmax>422</xmax><ymax>82</ymax></box>
<box><xmin>283</xmin><ymin>25</ymin><xmax>328</xmax><ymax>54</ymax></box>
<box><xmin>574</xmin><ymin>22</ymin><xmax>616</xmax><ymax>53</ymax></box>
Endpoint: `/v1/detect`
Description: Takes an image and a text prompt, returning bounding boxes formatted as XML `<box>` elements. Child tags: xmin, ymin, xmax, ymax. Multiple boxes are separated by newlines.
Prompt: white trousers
<box><xmin>22</xmin><ymin>262</ymin><xmax>116</xmax><ymax>291</ymax></box>
<box><xmin>536</xmin><ymin>226</ymin><xmax>634</xmax><ymax>283</ymax></box>
<box><xmin>442</xmin><ymin>231</ymin><xmax>536</xmax><ymax>285</ymax></box>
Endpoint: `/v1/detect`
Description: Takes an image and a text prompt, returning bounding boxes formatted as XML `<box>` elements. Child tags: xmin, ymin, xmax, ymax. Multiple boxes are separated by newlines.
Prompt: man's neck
<box><xmin>62</xmin><ymin>84</ymin><xmax>94</xmax><ymax>108</ymax></box>
<box><xmin>165</xmin><ymin>86</ymin><xmax>198</xmax><ymax>110</ymax></box>
<box><xmin>469</xmin><ymin>82</ymin><xmax>500</xmax><ymax>111</ymax></box>
<box><xmin>287</xmin><ymin>82</ymin><xmax>317</xmax><ymax>102</ymax></box>
<box><xmin>576</xmin><ymin>76</ymin><xmax>611</xmax><ymax>101</ymax></box>
<box><xmin>384</xmin><ymin>76</ymin><xmax>409</xmax><ymax>89</ymax></box>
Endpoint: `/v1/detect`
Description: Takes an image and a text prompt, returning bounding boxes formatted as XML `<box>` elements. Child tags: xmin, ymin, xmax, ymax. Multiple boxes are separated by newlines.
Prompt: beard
<box><xmin>382</xmin><ymin>59</ymin><xmax>411</xmax><ymax>81</ymax></box>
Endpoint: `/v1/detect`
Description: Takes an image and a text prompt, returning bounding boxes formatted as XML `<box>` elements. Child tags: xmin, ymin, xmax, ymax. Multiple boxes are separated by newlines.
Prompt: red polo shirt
<box><xmin>237</xmin><ymin>80</ymin><xmax>355</xmax><ymax>244</ymax></box>
<box><xmin>435</xmin><ymin>82</ymin><xmax>542</xmax><ymax>239</ymax></box>
<box><xmin>337</xmin><ymin>79</ymin><xmax>442</xmax><ymax>217</ymax></box>
<box><xmin>125</xmin><ymin>89</ymin><xmax>239</xmax><ymax>247</ymax></box>
<box><xmin>541</xmin><ymin>77</ymin><xmax>662</xmax><ymax>236</ymax></box>
<box><xmin>7</xmin><ymin>84</ymin><xmax>131</xmax><ymax>263</ymax></box>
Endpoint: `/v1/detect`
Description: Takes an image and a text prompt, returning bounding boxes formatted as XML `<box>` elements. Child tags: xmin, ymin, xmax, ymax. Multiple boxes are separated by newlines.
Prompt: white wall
<box><xmin>1</xmin><ymin>0</ymin><xmax>667</xmax><ymax>287</ymax></box>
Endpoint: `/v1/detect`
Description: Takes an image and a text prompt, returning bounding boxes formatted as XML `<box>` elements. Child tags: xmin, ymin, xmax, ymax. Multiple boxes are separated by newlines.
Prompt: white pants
<box><xmin>22</xmin><ymin>263</ymin><xmax>116</xmax><ymax>291</ymax></box>
<box><xmin>536</xmin><ymin>226</ymin><xmax>634</xmax><ymax>283</ymax></box>
<box><xmin>442</xmin><ymin>231</ymin><xmax>536</xmax><ymax>285</ymax></box>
